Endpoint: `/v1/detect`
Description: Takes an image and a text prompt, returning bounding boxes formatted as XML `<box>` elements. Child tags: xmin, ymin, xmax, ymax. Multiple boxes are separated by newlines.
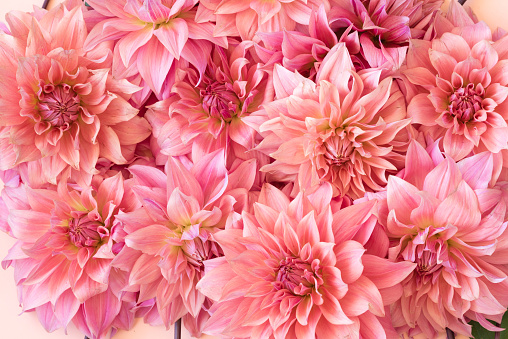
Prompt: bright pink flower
<box><xmin>405</xmin><ymin>16</ymin><xmax>508</xmax><ymax>161</ymax></box>
<box><xmin>376</xmin><ymin>140</ymin><xmax>508</xmax><ymax>338</ymax></box>
<box><xmin>0</xmin><ymin>3</ymin><xmax>151</xmax><ymax>186</ymax></box>
<box><xmin>327</xmin><ymin>0</ymin><xmax>442</xmax><ymax>68</ymax></box>
<box><xmin>84</xmin><ymin>0</ymin><xmax>227</xmax><ymax>101</ymax></box>
<box><xmin>113</xmin><ymin>150</ymin><xmax>256</xmax><ymax>335</ymax></box>
<box><xmin>197</xmin><ymin>0</ymin><xmax>329</xmax><ymax>40</ymax></box>
<box><xmin>250</xmin><ymin>44</ymin><xmax>410</xmax><ymax>199</ymax></box>
<box><xmin>146</xmin><ymin>42</ymin><xmax>271</xmax><ymax>165</ymax></box>
<box><xmin>2</xmin><ymin>172</ymin><xmax>136</xmax><ymax>336</ymax></box>
<box><xmin>197</xmin><ymin>183</ymin><xmax>415</xmax><ymax>338</ymax></box>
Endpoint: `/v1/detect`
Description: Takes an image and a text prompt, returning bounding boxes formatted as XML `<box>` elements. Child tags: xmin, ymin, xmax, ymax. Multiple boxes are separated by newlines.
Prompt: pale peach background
<box><xmin>0</xmin><ymin>0</ymin><xmax>506</xmax><ymax>338</ymax></box>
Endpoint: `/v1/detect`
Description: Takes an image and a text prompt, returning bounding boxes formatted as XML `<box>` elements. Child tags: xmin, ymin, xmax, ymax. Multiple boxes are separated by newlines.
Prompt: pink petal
<box><xmin>153</xmin><ymin>18</ymin><xmax>188</xmax><ymax>59</ymax></box>
<box><xmin>423</xmin><ymin>157</ymin><xmax>462</xmax><ymax>200</ymax></box>
<box><xmin>434</xmin><ymin>181</ymin><xmax>481</xmax><ymax>232</ymax></box>
<box><xmin>117</xmin><ymin>26</ymin><xmax>154</xmax><ymax>66</ymax></box>
<box><xmin>125</xmin><ymin>225</ymin><xmax>173</xmax><ymax>255</ymax></box>
<box><xmin>362</xmin><ymin>255</ymin><xmax>416</xmax><ymax>289</ymax></box>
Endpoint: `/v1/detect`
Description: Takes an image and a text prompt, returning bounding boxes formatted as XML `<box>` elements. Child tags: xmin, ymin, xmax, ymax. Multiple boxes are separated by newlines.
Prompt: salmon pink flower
<box><xmin>377</xmin><ymin>141</ymin><xmax>508</xmax><ymax>338</ymax></box>
<box><xmin>0</xmin><ymin>3</ymin><xmax>151</xmax><ymax>185</ymax></box>
<box><xmin>84</xmin><ymin>0</ymin><xmax>227</xmax><ymax>100</ymax></box>
<box><xmin>146</xmin><ymin>42</ymin><xmax>271</xmax><ymax>164</ymax></box>
<box><xmin>198</xmin><ymin>0</ymin><xmax>329</xmax><ymax>40</ymax></box>
<box><xmin>405</xmin><ymin>23</ymin><xmax>508</xmax><ymax>161</ymax></box>
<box><xmin>113</xmin><ymin>150</ymin><xmax>256</xmax><ymax>335</ymax></box>
<box><xmin>197</xmin><ymin>183</ymin><xmax>415</xmax><ymax>338</ymax></box>
<box><xmin>251</xmin><ymin>44</ymin><xmax>410</xmax><ymax>198</ymax></box>
<box><xmin>1</xmin><ymin>172</ymin><xmax>136</xmax><ymax>335</ymax></box>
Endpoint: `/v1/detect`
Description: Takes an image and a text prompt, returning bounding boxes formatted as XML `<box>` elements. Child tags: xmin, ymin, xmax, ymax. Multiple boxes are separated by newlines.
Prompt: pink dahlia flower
<box><xmin>197</xmin><ymin>0</ymin><xmax>329</xmax><ymax>40</ymax></box>
<box><xmin>251</xmin><ymin>44</ymin><xmax>410</xmax><ymax>198</ymax></box>
<box><xmin>113</xmin><ymin>150</ymin><xmax>256</xmax><ymax>335</ymax></box>
<box><xmin>405</xmin><ymin>22</ymin><xmax>508</xmax><ymax>161</ymax></box>
<box><xmin>0</xmin><ymin>3</ymin><xmax>150</xmax><ymax>185</ymax></box>
<box><xmin>146</xmin><ymin>42</ymin><xmax>271</xmax><ymax>164</ymax></box>
<box><xmin>85</xmin><ymin>0</ymin><xmax>227</xmax><ymax>100</ymax></box>
<box><xmin>197</xmin><ymin>183</ymin><xmax>415</xmax><ymax>338</ymax></box>
<box><xmin>376</xmin><ymin>141</ymin><xmax>508</xmax><ymax>337</ymax></box>
<box><xmin>2</xmin><ymin>172</ymin><xmax>136</xmax><ymax>335</ymax></box>
<box><xmin>327</xmin><ymin>0</ymin><xmax>442</xmax><ymax>68</ymax></box>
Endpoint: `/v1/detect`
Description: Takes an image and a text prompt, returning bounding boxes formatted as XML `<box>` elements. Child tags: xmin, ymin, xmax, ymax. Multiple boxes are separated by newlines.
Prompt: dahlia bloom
<box><xmin>377</xmin><ymin>141</ymin><xmax>508</xmax><ymax>337</ymax></box>
<box><xmin>85</xmin><ymin>0</ymin><xmax>227</xmax><ymax>100</ymax></box>
<box><xmin>197</xmin><ymin>183</ymin><xmax>415</xmax><ymax>338</ymax></box>
<box><xmin>2</xmin><ymin>172</ymin><xmax>136</xmax><ymax>336</ymax></box>
<box><xmin>0</xmin><ymin>3</ymin><xmax>151</xmax><ymax>185</ymax></box>
<box><xmin>251</xmin><ymin>44</ymin><xmax>410</xmax><ymax>198</ymax></box>
<box><xmin>146</xmin><ymin>42</ymin><xmax>271</xmax><ymax>163</ymax></box>
<box><xmin>113</xmin><ymin>150</ymin><xmax>256</xmax><ymax>335</ymax></box>
<box><xmin>405</xmin><ymin>20</ymin><xmax>508</xmax><ymax>161</ymax></box>
<box><xmin>327</xmin><ymin>0</ymin><xmax>442</xmax><ymax>68</ymax></box>
<box><xmin>197</xmin><ymin>0</ymin><xmax>329</xmax><ymax>40</ymax></box>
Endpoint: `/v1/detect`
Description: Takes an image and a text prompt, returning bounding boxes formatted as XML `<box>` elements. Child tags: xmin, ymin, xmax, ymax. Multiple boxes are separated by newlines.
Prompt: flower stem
<box><xmin>42</xmin><ymin>0</ymin><xmax>50</xmax><ymax>9</ymax></box>
<box><xmin>175</xmin><ymin>318</ymin><xmax>181</xmax><ymax>339</ymax></box>
<box><xmin>446</xmin><ymin>328</ymin><xmax>455</xmax><ymax>339</ymax></box>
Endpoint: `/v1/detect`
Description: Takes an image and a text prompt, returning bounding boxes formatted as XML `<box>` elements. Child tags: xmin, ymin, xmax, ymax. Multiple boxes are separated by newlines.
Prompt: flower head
<box><xmin>377</xmin><ymin>140</ymin><xmax>508</xmax><ymax>338</ymax></box>
<box><xmin>2</xmin><ymin>172</ymin><xmax>135</xmax><ymax>336</ymax></box>
<box><xmin>85</xmin><ymin>0</ymin><xmax>227</xmax><ymax>100</ymax></box>
<box><xmin>197</xmin><ymin>183</ymin><xmax>415</xmax><ymax>338</ymax></box>
<box><xmin>253</xmin><ymin>44</ymin><xmax>409</xmax><ymax>198</ymax></box>
<box><xmin>0</xmin><ymin>3</ymin><xmax>151</xmax><ymax>185</ymax></box>
<box><xmin>113</xmin><ymin>150</ymin><xmax>256</xmax><ymax>335</ymax></box>
<box><xmin>405</xmin><ymin>14</ymin><xmax>508</xmax><ymax>161</ymax></box>
<box><xmin>327</xmin><ymin>0</ymin><xmax>442</xmax><ymax>69</ymax></box>
<box><xmin>146</xmin><ymin>42</ymin><xmax>270</xmax><ymax>163</ymax></box>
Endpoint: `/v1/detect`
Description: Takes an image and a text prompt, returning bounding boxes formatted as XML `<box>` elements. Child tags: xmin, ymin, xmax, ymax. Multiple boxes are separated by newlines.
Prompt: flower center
<box><xmin>200</xmin><ymin>80</ymin><xmax>239</xmax><ymax>122</ymax></box>
<box><xmin>415</xmin><ymin>249</ymin><xmax>441</xmax><ymax>277</ymax></box>
<box><xmin>39</xmin><ymin>83</ymin><xmax>80</xmax><ymax>128</ymax></box>
<box><xmin>448</xmin><ymin>83</ymin><xmax>484</xmax><ymax>123</ymax></box>
<box><xmin>68</xmin><ymin>212</ymin><xmax>105</xmax><ymax>248</ymax></box>
<box><xmin>323</xmin><ymin>136</ymin><xmax>354</xmax><ymax>167</ymax></box>
<box><xmin>275</xmin><ymin>257</ymin><xmax>322</xmax><ymax>296</ymax></box>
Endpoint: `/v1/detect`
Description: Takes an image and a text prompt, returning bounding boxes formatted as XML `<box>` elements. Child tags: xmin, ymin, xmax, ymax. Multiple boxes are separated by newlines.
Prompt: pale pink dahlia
<box><xmin>377</xmin><ymin>141</ymin><xmax>508</xmax><ymax>338</ymax></box>
<box><xmin>85</xmin><ymin>0</ymin><xmax>227</xmax><ymax>100</ymax></box>
<box><xmin>2</xmin><ymin>172</ymin><xmax>136</xmax><ymax>335</ymax></box>
<box><xmin>197</xmin><ymin>0</ymin><xmax>329</xmax><ymax>40</ymax></box>
<box><xmin>146</xmin><ymin>42</ymin><xmax>271</xmax><ymax>163</ymax></box>
<box><xmin>405</xmin><ymin>26</ymin><xmax>508</xmax><ymax>161</ymax></box>
<box><xmin>0</xmin><ymin>3</ymin><xmax>150</xmax><ymax>185</ymax></box>
<box><xmin>197</xmin><ymin>183</ymin><xmax>415</xmax><ymax>338</ymax></box>
<box><xmin>113</xmin><ymin>150</ymin><xmax>256</xmax><ymax>335</ymax></box>
<box><xmin>251</xmin><ymin>44</ymin><xmax>410</xmax><ymax>198</ymax></box>
<box><xmin>328</xmin><ymin>0</ymin><xmax>442</xmax><ymax>68</ymax></box>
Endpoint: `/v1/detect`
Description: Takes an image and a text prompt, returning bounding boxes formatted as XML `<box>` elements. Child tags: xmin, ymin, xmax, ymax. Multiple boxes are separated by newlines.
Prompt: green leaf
<box><xmin>469</xmin><ymin>311</ymin><xmax>508</xmax><ymax>339</ymax></box>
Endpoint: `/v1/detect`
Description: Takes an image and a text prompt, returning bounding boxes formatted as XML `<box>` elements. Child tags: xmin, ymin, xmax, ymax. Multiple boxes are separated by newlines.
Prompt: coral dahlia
<box><xmin>85</xmin><ymin>0</ymin><xmax>227</xmax><ymax>100</ymax></box>
<box><xmin>113</xmin><ymin>150</ymin><xmax>256</xmax><ymax>335</ymax></box>
<box><xmin>405</xmin><ymin>13</ymin><xmax>508</xmax><ymax>161</ymax></box>
<box><xmin>0</xmin><ymin>3</ymin><xmax>150</xmax><ymax>185</ymax></box>
<box><xmin>377</xmin><ymin>140</ymin><xmax>508</xmax><ymax>338</ymax></box>
<box><xmin>197</xmin><ymin>183</ymin><xmax>415</xmax><ymax>338</ymax></box>
<box><xmin>252</xmin><ymin>43</ymin><xmax>409</xmax><ymax>198</ymax></box>
<box><xmin>2</xmin><ymin>172</ymin><xmax>135</xmax><ymax>336</ymax></box>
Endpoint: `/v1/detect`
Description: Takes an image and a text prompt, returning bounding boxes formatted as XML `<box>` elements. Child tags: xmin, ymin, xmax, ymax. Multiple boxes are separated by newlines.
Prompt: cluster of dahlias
<box><xmin>0</xmin><ymin>0</ymin><xmax>507</xmax><ymax>338</ymax></box>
